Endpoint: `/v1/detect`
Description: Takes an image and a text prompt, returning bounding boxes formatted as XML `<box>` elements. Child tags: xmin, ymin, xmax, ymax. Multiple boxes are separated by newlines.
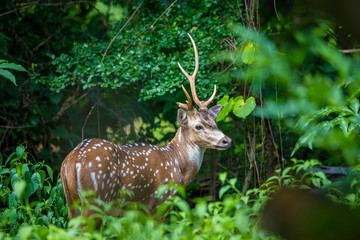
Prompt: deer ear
<box><xmin>208</xmin><ymin>105</ymin><xmax>222</xmax><ymax>119</ymax></box>
<box><xmin>177</xmin><ymin>109</ymin><xmax>188</xmax><ymax>126</ymax></box>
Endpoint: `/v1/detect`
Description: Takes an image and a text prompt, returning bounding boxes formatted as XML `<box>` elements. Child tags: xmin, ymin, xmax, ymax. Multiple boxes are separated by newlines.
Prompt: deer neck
<box><xmin>168</xmin><ymin>127</ymin><xmax>205</xmax><ymax>186</ymax></box>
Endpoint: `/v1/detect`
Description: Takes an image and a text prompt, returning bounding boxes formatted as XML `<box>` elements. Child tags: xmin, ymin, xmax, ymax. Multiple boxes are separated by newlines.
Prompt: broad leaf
<box><xmin>0</xmin><ymin>69</ymin><xmax>16</xmax><ymax>85</ymax></box>
<box><xmin>14</xmin><ymin>180</ymin><xmax>26</xmax><ymax>200</ymax></box>
<box><xmin>16</xmin><ymin>145</ymin><xmax>25</xmax><ymax>160</ymax></box>
<box><xmin>233</xmin><ymin>97</ymin><xmax>256</xmax><ymax>119</ymax></box>
<box><xmin>217</xmin><ymin>97</ymin><xmax>234</xmax><ymax>121</ymax></box>
<box><xmin>26</xmin><ymin>172</ymin><xmax>41</xmax><ymax>197</ymax></box>
<box><xmin>0</xmin><ymin>62</ymin><xmax>27</xmax><ymax>72</ymax></box>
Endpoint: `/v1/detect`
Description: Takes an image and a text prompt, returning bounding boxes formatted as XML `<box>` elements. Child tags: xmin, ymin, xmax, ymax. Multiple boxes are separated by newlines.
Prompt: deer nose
<box><xmin>220</xmin><ymin>136</ymin><xmax>232</xmax><ymax>148</ymax></box>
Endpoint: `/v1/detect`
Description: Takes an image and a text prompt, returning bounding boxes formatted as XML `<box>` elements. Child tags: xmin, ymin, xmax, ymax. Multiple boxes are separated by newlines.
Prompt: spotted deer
<box><xmin>60</xmin><ymin>34</ymin><xmax>231</xmax><ymax>223</ymax></box>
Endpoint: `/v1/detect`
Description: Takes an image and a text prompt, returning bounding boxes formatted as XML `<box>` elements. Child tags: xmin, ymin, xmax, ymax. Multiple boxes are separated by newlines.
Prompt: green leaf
<box><xmin>45</xmin><ymin>165</ymin><xmax>54</xmax><ymax>182</ymax></box>
<box><xmin>11</xmin><ymin>173</ymin><xmax>20</xmax><ymax>189</ymax></box>
<box><xmin>21</xmin><ymin>164</ymin><xmax>31</xmax><ymax>184</ymax></box>
<box><xmin>242</xmin><ymin>42</ymin><xmax>256</xmax><ymax>64</ymax></box>
<box><xmin>345</xmin><ymin>193</ymin><xmax>356</xmax><ymax>203</ymax></box>
<box><xmin>26</xmin><ymin>172</ymin><xmax>41</xmax><ymax>197</ymax></box>
<box><xmin>233</xmin><ymin>97</ymin><xmax>256</xmax><ymax>119</ymax></box>
<box><xmin>219</xmin><ymin>185</ymin><xmax>231</xmax><ymax>199</ymax></box>
<box><xmin>291</xmin><ymin>128</ymin><xmax>317</xmax><ymax>156</ymax></box>
<box><xmin>219</xmin><ymin>172</ymin><xmax>227</xmax><ymax>184</ymax></box>
<box><xmin>14</xmin><ymin>180</ymin><xmax>26</xmax><ymax>200</ymax></box>
<box><xmin>8</xmin><ymin>192</ymin><xmax>17</xmax><ymax>208</ymax></box>
<box><xmin>175</xmin><ymin>184</ymin><xmax>186</xmax><ymax>198</ymax></box>
<box><xmin>229</xmin><ymin>178</ymin><xmax>237</xmax><ymax>186</ymax></box>
<box><xmin>338</xmin><ymin>117</ymin><xmax>349</xmax><ymax>136</ymax></box>
<box><xmin>0</xmin><ymin>69</ymin><xmax>16</xmax><ymax>85</ymax></box>
<box><xmin>157</xmin><ymin>184</ymin><xmax>168</xmax><ymax>198</ymax></box>
<box><xmin>16</xmin><ymin>145</ymin><xmax>26</xmax><ymax>160</ymax></box>
<box><xmin>18</xmin><ymin>225</ymin><xmax>33</xmax><ymax>239</ymax></box>
<box><xmin>350</xmin><ymin>97</ymin><xmax>359</xmax><ymax>114</ymax></box>
<box><xmin>5</xmin><ymin>152</ymin><xmax>16</xmax><ymax>166</ymax></box>
<box><xmin>217</xmin><ymin>97</ymin><xmax>234</xmax><ymax>121</ymax></box>
<box><xmin>217</xmin><ymin>95</ymin><xmax>229</xmax><ymax>106</ymax></box>
<box><xmin>156</xmin><ymin>202</ymin><xmax>170</xmax><ymax>219</ymax></box>
<box><xmin>0</xmin><ymin>62</ymin><xmax>27</xmax><ymax>72</ymax></box>
<box><xmin>174</xmin><ymin>198</ymin><xmax>190</xmax><ymax>215</ymax></box>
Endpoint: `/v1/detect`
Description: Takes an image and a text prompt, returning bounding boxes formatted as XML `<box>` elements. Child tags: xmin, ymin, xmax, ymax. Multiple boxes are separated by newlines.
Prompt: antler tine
<box><xmin>181</xmin><ymin>84</ymin><xmax>193</xmax><ymax>109</ymax></box>
<box><xmin>177</xmin><ymin>84</ymin><xmax>193</xmax><ymax>110</ymax></box>
<box><xmin>202</xmin><ymin>85</ymin><xmax>217</xmax><ymax>108</ymax></box>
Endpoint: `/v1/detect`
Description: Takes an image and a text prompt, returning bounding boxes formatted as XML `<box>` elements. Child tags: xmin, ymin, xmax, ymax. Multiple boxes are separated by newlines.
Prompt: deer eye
<box><xmin>195</xmin><ymin>125</ymin><xmax>203</xmax><ymax>131</ymax></box>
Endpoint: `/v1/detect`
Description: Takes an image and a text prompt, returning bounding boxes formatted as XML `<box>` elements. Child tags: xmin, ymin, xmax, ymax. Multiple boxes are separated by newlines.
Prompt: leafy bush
<box><xmin>0</xmin><ymin>146</ymin><xmax>67</xmax><ymax>235</ymax></box>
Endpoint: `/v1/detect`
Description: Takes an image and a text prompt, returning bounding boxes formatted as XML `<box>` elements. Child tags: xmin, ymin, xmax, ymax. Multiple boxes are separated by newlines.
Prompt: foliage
<box><xmin>36</xmin><ymin>0</ymin><xmax>235</xmax><ymax>101</ymax></box>
<box><xmin>218</xmin><ymin>24</ymin><xmax>360</xmax><ymax>165</ymax></box>
<box><xmin>0</xmin><ymin>146</ymin><xmax>67</xmax><ymax>234</ymax></box>
<box><xmin>2</xmin><ymin>146</ymin><xmax>359</xmax><ymax>239</ymax></box>
<box><xmin>216</xmin><ymin>95</ymin><xmax>256</xmax><ymax>121</ymax></box>
<box><xmin>0</xmin><ymin>60</ymin><xmax>27</xmax><ymax>86</ymax></box>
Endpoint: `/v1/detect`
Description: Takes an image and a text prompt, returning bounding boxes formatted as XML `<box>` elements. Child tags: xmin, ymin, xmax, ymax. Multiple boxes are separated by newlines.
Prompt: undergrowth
<box><xmin>1</xmin><ymin>146</ymin><xmax>359</xmax><ymax>239</ymax></box>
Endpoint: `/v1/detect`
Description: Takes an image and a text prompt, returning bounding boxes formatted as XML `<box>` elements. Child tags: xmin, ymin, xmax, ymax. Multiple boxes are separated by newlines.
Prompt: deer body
<box><xmin>61</xmin><ymin>34</ymin><xmax>231</xmax><ymax>222</ymax></box>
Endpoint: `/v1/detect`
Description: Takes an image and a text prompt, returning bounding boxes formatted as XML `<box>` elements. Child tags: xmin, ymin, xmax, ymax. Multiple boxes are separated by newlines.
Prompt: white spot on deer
<box><xmin>103</xmin><ymin>174</ymin><xmax>106</xmax><ymax>179</ymax></box>
<box><xmin>76</xmin><ymin>163</ymin><xmax>83</xmax><ymax>199</ymax></box>
<box><xmin>96</xmin><ymin>156</ymin><xmax>101</xmax><ymax>162</ymax></box>
<box><xmin>90</xmin><ymin>172</ymin><xmax>98</xmax><ymax>192</ymax></box>
<box><xmin>89</xmin><ymin>162</ymin><xmax>92</xmax><ymax>167</ymax></box>
<box><xmin>165</xmin><ymin>178</ymin><xmax>169</xmax><ymax>183</ymax></box>
<box><xmin>171</xmin><ymin>172</ymin><xmax>173</xmax><ymax>178</ymax></box>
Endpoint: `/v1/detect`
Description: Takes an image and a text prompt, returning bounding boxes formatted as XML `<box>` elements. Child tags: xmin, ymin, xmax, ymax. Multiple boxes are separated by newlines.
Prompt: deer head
<box><xmin>176</xmin><ymin>34</ymin><xmax>231</xmax><ymax>150</ymax></box>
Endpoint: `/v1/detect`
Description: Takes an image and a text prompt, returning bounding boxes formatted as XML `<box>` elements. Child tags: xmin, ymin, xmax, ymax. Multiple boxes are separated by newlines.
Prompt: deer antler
<box><xmin>177</xmin><ymin>33</ymin><xmax>217</xmax><ymax>111</ymax></box>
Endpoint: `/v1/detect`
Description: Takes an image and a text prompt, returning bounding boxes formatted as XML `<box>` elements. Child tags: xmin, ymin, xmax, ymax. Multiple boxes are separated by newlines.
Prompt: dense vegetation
<box><xmin>1</xmin><ymin>0</ymin><xmax>360</xmax><ymax>239</ymax></box>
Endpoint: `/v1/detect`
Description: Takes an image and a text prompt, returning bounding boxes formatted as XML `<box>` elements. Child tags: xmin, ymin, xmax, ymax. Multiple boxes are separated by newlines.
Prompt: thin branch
<box><xmin>340</xmin><ymin>49</ymin><xmax>360</xmax><ymax>54</ymax></box>
<box><xmin>47</xmin><ymin>90</ymin><xmax>90</xmax><ymax>123</ymax></box>
<box><xmin>120</xmin><ymin>0</ymin><xmax>179</xmax><ymax>58</ymax></box>
<box><xmin>214</xmin><ymin>63</ymin><xmax>234</xmax><ymax>75</ymax></box>
<box><xmin>90</xmin><ymin>3</ymin><xmax>111</xmax><ymax>30</ymax></box>
<box><xmin>273</xmin><ymin>0</ymin><xmax>280</xmax><ymax>21</ymax></box>
<box><xmin>32</xmin><ymin>27</ymin><xmax>64</xmax><ymax>53</ymax></box>
<box><xmin>82</xmin><ymin>92</ymin><xmax>105</xmax><ymax>141</ymax></box>
<box><xmin>0</xmin><ymin>125</ymin><xmax>35</xmax><ymax>129</ymax></box>
<box><xmin>0</xmin><ymin>1</ymin><xmax>94</xmax><ymax>18</ymax></box>
<box><xmin>101</xmin><ymin>0</ymin><xmax>144</xmax><ymax>63</ymax></box>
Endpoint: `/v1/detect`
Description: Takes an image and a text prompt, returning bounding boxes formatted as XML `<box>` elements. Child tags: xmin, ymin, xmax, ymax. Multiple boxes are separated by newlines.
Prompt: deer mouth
<box><xmin>213</xmin><ymin>145</ymin><xmax>231</xmax><ymax>150</ymax></box>
<box><xmin>213</xmin><ymin>136</ymin><xmax>232</xmax><ymax>150</ymax></box>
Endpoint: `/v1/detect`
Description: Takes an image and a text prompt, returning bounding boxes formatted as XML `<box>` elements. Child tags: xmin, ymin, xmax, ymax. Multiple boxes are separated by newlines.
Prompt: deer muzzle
<box><xmin>213</xmin><ymin>136</ymin><xmax>232</xmax><ymax>150</ymax></box>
